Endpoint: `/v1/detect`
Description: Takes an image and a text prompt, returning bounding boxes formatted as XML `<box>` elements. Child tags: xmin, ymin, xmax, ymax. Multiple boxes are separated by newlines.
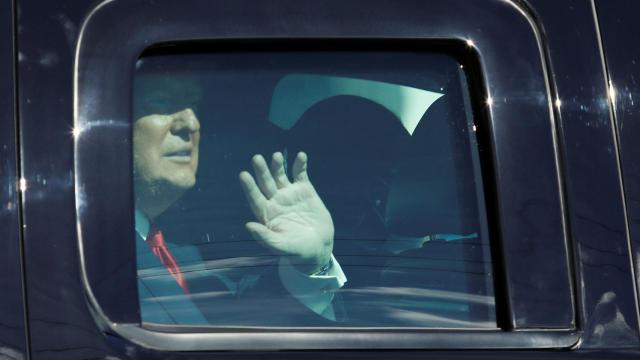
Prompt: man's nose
<box><xmin>170</xmin><ymin>108</ymin><xmax>200</xmax><ymax>140</ymax></box>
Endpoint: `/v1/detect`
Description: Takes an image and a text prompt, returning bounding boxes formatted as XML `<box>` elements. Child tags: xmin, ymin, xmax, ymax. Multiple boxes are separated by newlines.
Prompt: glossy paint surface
<box><xmin>16</xmin><ymin>0</ymin><xmax>128</xmax><ymax>358</ymax></box>
<box><xmin>10</xmin><ymin>0</ymin><xmax>640</xmax><ymax>358</ymax></box>
<box><xmin>596</xmin><ymin>0</ymin><xmax>640</xmax><ymax>330</ymax></box>
<box><xmin>0</xmin><ymin>0</ymin><xmax>27</xmax><ymax>358</ymax></box>
<box><xmin>529</xmin><ymin>0</ymin><xmax>640</xmax><ymax>348</ymax></box>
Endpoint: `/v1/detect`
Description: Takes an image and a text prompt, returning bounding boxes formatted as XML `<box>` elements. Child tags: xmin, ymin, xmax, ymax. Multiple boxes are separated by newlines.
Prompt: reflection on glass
<box><xmin>133</xmin><ymin>51</ymin><xmax>495</xmax><ymax>328</ymax></box>
<box><xmin>270</xmin><ymin>74</ymin><xmax>443</xmax><ymax>135</ymax></box>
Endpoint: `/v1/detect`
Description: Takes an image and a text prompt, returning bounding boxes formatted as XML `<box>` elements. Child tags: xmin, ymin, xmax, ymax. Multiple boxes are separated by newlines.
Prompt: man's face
<box><xmin>133</xmin><ymin>73</ymin><xmax>202</xmax><ymax>197</ymax></box>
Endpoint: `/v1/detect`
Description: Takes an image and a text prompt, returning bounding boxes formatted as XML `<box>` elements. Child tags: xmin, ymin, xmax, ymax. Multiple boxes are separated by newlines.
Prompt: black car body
<box><xmin>1</xmin><ymin>0</ymin><xmax>640</xmax><ymax>358</ymax></box>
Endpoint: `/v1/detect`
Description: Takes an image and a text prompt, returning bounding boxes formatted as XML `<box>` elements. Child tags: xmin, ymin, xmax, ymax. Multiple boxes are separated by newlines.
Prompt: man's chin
<box><xmin>139</xmin><ymin>174</ymin><xmax>196</xmax><ymax>197</ymax></box>
<box><xmin>135</xmin><ymin>176</ymin><xmax>196</xmax><ymax>219</ymax></box>
<box><xmin>166</xmin><ymin>175</ymin><xmax>196</xmax><ymax>192</ymax></box>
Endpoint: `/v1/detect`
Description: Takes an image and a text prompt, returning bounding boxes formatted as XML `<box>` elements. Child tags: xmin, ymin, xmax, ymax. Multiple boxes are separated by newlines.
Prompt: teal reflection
<box><xmin>269</xmin><ymin>74</ymin><xmax>444</xmax><ymax>136</ymax></box>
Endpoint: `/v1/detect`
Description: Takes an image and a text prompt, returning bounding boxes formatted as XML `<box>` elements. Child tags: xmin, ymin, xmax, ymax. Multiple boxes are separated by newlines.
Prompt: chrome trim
<box><xmin>73</xmin><ymin>0</ymin><xmax>118</xmax><ymax>334</ymax></box>
<box><xmin>119</xmin><ymin>324</ymin><xmax>579</xmax><ymax>351</ymax></box>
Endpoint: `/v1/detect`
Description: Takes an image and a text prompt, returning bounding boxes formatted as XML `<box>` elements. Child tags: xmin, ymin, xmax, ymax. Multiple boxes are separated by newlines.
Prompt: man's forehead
<box><xmin>135</xmin><ymin>72</ymin><xmax>202</xmax><ymax>98</ymax></box>
<box><xmin>133</xmin><ymin>63</ymin><xmax>204</xmax><ymax>118</ymax></box>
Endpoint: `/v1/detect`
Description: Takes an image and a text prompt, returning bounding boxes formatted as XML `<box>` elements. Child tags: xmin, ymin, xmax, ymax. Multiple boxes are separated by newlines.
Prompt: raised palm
<box><xmin>239</xmin><ymin>152</ymin><xmax>334</xmax><ymax>274</ymax></box>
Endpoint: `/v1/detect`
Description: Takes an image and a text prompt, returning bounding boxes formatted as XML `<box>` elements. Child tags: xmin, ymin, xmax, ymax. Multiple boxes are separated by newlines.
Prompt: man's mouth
<box><xmin>164</xmin><ymin>149</ymin><xmax>193</xmax><ymax>162</ymax></box>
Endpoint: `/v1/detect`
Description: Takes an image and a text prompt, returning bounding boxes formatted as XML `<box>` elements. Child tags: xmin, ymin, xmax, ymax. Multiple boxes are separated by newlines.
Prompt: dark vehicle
<box><xmin>2</xmin><ymin>0</ymin><xmax>640</xmax><ymax>359</ymax></box>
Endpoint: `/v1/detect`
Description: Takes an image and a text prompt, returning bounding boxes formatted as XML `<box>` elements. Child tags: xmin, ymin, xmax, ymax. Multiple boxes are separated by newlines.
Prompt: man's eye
<box><xmin>145</xmin><ymin>99</ymin><xmax>169</xmax><ymax>111</ymax></box>
<box><xmin>142</xmin><ymin>98</ymin><xmax>179</xmax><ymax>115</ymax></box>
<box><xmin>137</xmin><ymin>95</ymin><xmax>200</xmax><ymax>117</ymax></box>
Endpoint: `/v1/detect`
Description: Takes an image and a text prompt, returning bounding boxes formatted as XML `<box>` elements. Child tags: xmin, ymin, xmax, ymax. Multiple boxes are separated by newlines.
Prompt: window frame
<box><xmin>74</xmin><ymin>0</ymin><xmax>577</xmax><ymax>351</ymax></box>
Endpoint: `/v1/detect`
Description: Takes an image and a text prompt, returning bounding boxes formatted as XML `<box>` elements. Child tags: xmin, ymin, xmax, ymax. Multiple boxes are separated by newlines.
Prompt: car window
<box><xmin>132</xmin><ymin>50</ymin><xmax>496</xmax><ymax>328</ymax></box>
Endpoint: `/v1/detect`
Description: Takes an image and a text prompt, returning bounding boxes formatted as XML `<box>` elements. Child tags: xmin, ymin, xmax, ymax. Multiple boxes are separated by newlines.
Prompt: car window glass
<box><xmin>133</xmin><ymin>50</ymin><xmax>496</xmax><ymax>328</ymax></box>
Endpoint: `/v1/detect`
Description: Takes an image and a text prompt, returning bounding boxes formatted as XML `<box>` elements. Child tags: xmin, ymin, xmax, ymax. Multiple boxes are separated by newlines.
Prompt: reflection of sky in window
<box><xmin>270</xmin><ymin>74</ymin><xmax>444</xmax><ymax>136</ymax></box>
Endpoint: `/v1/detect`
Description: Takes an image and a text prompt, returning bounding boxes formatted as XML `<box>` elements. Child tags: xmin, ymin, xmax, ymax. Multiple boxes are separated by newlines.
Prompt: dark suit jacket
<box><xmin>136</xmin><ymin>233</ymin><xmax>344</xmax><ymax>326</ymax></box>
<box><xmin>137</xmin><ymin>233</ymin><xmax>210</xmax><ymax>324</ymax></box>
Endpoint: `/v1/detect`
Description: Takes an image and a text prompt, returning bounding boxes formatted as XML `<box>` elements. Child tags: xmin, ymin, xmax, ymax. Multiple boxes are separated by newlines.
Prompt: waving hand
<box><xmin>239</xmin><ymin>152</ymin><xmax>334</xmax><ymax>274</ymax></box>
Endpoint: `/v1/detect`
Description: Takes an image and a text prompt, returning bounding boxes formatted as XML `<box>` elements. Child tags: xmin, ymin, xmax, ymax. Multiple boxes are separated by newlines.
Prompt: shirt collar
<box><xmin>135</xmin><ymin>209</ymin><xmax>150</xmax><ymax>241</ymax></box>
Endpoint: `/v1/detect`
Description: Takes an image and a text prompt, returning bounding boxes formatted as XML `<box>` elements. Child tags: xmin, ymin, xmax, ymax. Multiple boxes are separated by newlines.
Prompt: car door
<box><xmin>14</xmin><ymin>0</ymin><xmax>640</xmax><ymax>358</ymax></box>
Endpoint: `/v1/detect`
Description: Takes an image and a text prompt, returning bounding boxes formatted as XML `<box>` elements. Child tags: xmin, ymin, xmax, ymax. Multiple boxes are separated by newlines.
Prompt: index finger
<box><xmin>239</xmin><ymin>171</ymin><xmax>268</xmax><ymax>221</ymax></box>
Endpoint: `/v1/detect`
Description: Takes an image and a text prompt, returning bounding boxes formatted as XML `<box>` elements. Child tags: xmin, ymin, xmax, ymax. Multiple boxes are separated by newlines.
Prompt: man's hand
<box><xmin>239</xmin><ymin>152</ymin><xmax>334</xmax><ymax>274</ymax></box>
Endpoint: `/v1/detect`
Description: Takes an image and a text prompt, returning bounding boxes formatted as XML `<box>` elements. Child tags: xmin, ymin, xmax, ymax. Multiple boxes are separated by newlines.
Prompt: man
<box><xmin>133</xmin><ymin>71</ymin><xmax>346</xmax><ymax>325</ymax></box>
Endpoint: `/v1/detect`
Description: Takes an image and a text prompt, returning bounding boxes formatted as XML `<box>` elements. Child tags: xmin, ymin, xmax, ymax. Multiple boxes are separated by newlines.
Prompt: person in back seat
<box><xmin>133</xmin><ymin>66</ymin><xmax>346</xmax><ymax>325</ymax></box>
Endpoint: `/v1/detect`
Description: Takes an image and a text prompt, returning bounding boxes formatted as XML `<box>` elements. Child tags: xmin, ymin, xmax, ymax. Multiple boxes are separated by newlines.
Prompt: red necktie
<box><xmin>146</xmin><ymin>224</ymin><xmax>190</xmax><ymax>294</ymax></box>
